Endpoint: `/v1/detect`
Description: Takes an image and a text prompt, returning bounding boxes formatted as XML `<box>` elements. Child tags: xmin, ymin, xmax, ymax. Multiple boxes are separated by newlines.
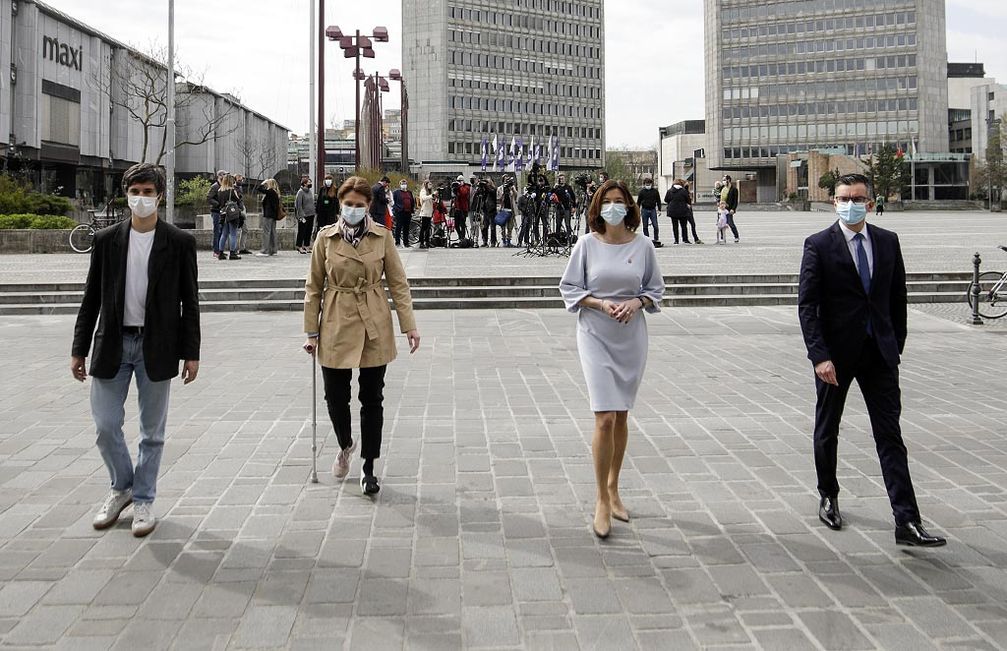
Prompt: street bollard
<box><xmin>972</xmin><ymin>252</ymin><xmax>983</xmax><ymax>326</ymax></box>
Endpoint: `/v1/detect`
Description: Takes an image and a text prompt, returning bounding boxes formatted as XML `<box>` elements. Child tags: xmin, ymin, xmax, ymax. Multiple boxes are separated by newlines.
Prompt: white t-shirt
<box><xmin>123</xmin><ymin>227</ymin><xmax>156</xmax><ymax>327</ymax></box>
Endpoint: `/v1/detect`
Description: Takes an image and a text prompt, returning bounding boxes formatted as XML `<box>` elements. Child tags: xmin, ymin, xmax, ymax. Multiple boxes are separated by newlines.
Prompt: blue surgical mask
<box><xmin>342</xmin><ymin>205</ymin><xmax>367</xmax><ymax>225</ymax></box>
<box><xmin>600</xmin><ymin>203</ymin><xmax>627</xmax><ymax>225</ymax></box>
<box><xmin>836</xmin><ymin>201</ymin><xmax>867</xmax><ymax>226</ymax></box>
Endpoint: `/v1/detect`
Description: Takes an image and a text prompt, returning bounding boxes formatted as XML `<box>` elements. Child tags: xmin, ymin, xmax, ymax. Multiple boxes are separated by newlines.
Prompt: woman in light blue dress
<box><xmin>560</xmin><ymin>180</ymin><xmax>665</xmax><ymax>539</ymax></box>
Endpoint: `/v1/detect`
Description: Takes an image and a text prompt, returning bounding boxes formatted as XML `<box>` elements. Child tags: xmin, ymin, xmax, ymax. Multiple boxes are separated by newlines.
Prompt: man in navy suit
<box><xmin>798</xmin><ymin>173</ymin><xmax>945</xmax><ymax>547</ymax></box>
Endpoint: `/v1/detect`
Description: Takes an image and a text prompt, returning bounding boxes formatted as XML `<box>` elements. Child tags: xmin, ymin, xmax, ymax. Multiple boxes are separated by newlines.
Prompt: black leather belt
<box><xmin>123</xmin><ymin>326</ymin><xmax>144</xmax><ymax>335</ymax></box>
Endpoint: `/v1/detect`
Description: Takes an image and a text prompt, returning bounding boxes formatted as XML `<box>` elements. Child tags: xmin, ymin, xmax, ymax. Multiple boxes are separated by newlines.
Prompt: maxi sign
<box><xmin>42</xmin><ymin>36</ymin><xmax>83</xmax><ymax>71</ymax></box>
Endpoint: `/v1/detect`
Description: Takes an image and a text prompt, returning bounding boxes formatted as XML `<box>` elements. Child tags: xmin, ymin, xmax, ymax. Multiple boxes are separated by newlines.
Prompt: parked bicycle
<box><xmin>70</xmin><ymin>197</ymin><xmax>125</xmax><ymax>253</ymax></box>
<box><xmin>966</xmin><ymin>246</ymin><xmax>1007</xmax><ymax>319</ymax></box>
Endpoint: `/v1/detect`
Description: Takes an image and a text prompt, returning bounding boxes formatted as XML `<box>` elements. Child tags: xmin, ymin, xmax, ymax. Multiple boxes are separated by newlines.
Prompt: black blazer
<box><xmin>798</xmin><ymin>222</ymin><xmax>907</xmax><ymax>371</ymax></box>
<box><xmin>72</xmin><ymin>219</ymin><xmax>201</xmax><ymax>382</ymax></box>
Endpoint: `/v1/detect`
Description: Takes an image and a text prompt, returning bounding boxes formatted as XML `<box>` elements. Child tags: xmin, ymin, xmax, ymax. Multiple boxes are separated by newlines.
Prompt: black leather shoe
<box><xmin>360</xmin><ymin>475</ymin><xmax>380</xmax><ymax>496</ymax></box>
<box><xmin>895</xmin><ymin>522</ymin><xmax>947</xmax><ymax>547</ymax></box>
<box><xmin>819</xmin><ymin>496</ymin><xmax>843</xmax><ymax>530</ymax></box>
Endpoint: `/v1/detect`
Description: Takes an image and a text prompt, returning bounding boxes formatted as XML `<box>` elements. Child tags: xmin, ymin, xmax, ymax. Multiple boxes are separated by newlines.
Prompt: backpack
<box><xmin>222</xmin><ymin>190</ymin><xmax>242</xmax><ymax>224</ymax></box>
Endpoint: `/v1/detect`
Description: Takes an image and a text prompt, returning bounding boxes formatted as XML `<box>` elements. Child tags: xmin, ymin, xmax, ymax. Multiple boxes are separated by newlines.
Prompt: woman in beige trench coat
<box><xmin>303</xmin><ymin>176</ymin><xmax>420</xmax><ymax>495</ymax></box>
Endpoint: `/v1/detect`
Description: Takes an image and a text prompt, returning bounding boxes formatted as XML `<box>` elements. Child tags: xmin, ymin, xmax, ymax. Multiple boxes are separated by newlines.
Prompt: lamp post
<box><xmin>389</xmin><ymin>69</ymin><xmax>407</xmax><ymax>174</ymax></box>
<box><xmin>692</xmin><ymin>148</ymin><xmax>705</xmax><ymax>204</ymax></box>
<box><xmin>326</xmin><ymin>26</ymin><xmax>389</xmax><ymax>172</ymax></box>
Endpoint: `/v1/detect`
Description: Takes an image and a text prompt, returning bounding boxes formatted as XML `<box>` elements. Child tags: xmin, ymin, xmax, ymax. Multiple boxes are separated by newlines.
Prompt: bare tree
<box><xmin>94</xmin><ymin>43</ymin><xmax>241</xmax><ymax>165</ymax></box>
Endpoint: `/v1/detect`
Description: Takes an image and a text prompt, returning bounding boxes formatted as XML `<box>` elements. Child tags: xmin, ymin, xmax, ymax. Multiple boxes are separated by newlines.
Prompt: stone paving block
<box><xmin>463</xmin><ymin>570</ymin><xmax>513</xmax><ymax>607</ymax></box>
<box><xmin>347</xmin><ymin>617</ymin><xmax>404</xmax><ymax>651</ymax></box>
<box><xmin>751</xmin><ymin>627</ymin><xmax>818</xmax><ymax>650</ymax></box>
<box><xmin>2</xmin><ymin>604</ymin><xmax>82</xmax><ymax>645</ymax></box>
<box><xmin>357</xmin><ymin>578</ymin><xmax>408</xmax><ymax>616</ymax></box>
<box><xmin>0</xmin><ymin>580</ymin><xmax>51</xmax><ymax>616</ymax></box>
<box><xmin>462</xmin><ymin>605</ymin><xmax>521</xmax><ymax>648</ymax></box>
<box><xmin>192</xmin><ymin>581</ymin><xmax>256</xmax><ymax>618</ymax></box>
<box><xmin>799</xmin><ymin>610</ymin><xmax>875</xmax><ymax>650</ymax></box>
<box><xmin>408</xmin><ymin>578</ymin><xmax>461</xmax><ymax>616</ymax></box>
<box><xmin>171</xmin><ymin>616</ymin><xmax>238</xmax><ymax>650</ymax></box>
<box><xmin>572</xmin><ymin>614</ymin><xmax>636</xmax><ymax>651</ymax></box>
<box><xmin>230</xmin><ymin>604</ymin><xmax>298</xmax><ymax>649</ymax></box>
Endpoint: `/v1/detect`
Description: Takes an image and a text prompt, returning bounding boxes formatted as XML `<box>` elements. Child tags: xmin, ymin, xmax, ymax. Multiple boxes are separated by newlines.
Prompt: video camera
<box><xmin>573</xmin><ymin>173</ymin><xmax>591</xmax><ymax>191</ymax></box>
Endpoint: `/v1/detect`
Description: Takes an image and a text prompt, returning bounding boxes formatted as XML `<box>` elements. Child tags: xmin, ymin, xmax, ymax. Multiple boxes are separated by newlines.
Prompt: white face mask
<box><xmin>400</xmin><ymin>184</ymin><xmax>408</xmax><ymax>191</ymax></box>
<box><xmin>600</xmin><ymin>203</ymin><xmax>627</xmax><ymax>225</ymax></box>
<box><xmin>324</xmin><ymin>179</ymin><xmax>333</xmax><ymax>187</ymax></box>
<box><xmin>128</xmin><ymin>195</ymin><xmax>158</xmax><ymax>218</ymax></box>
<box><xmin>342</xmin><ymin>205</ymin><xmax>367</xmax><ymax>225</ymax></box>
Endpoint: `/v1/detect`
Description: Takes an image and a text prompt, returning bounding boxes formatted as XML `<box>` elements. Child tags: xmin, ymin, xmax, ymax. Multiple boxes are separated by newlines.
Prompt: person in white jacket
<box><xmin>417</xmin><ymin>179</ymin><xmax>435</xmax><ymax>249</ymax></box>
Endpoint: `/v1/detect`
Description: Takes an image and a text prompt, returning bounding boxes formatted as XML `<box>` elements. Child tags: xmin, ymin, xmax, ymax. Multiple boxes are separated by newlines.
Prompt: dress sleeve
<box><xmin>559</xmin><ymin>238</ymin><xmax>591</xmax><ymax>313</ymax></box>
<box><xmin>640</xmin><ymin>240</ymin><xmax>665</xmax><ymax>313</ymax></box>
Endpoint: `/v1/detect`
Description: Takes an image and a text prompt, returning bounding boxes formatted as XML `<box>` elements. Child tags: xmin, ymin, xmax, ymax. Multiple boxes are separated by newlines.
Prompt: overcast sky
<box><xmin>43</xmin><ymin>0</ymin><xmax>1007</xmax><ymax>149</ymax></box>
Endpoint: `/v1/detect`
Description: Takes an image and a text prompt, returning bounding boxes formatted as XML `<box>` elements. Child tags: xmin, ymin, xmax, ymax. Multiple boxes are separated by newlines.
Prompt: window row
<box><xmin>722</xmin><ymin>97</ymin><xmax>918</xmax><ymax>120</ymax></box>
<box><xmin>449</xmin><ymin>51</ymin><xmax>601</xmax><ymax>80</ymax></box>
<box><xmin>723</xmin><ymin>32</ymin><xmax>917</xmax><ymax>63</ymax></box>
<box><xmin>449</xmin><ymin>28</ymin><xmax>601</xmax><ymax>59</ymax></box>
<box><xmin>449</xmin><ymin>76</ymin><xmax>600</xmax><ymax>101</ymax></box>
<box><xmin>448</xmin><ymin>120</ymin><xmax>601</xmax><ymax>141</ymax></box>
<box><xmin>723</xmin><ymin>54</ymin><xmax>917</xmax><ymax>80</ymax></box>
<box><xmin>725</xmin><ymin>76</ymin><xmax>918</xmax><ymax>102</ymax></box>
<box><xmin>720</xmin><ymin>0</ymin><xmax>916</xmax><ymax>23</ymax></box>
<box><xmin>448</xmin><ymin>3</ymin><xmax>601</xmax><ymax>38</ymax></box>
<box><xmin>723</xmin><ymin>120</ymin><xmax>920</xmax><ymax>143</ymax></box>
<box><xmin>449</xmin><ymin>95</ymin><xmax>602</xmax><ymax>120</ymax></box>
<box><xmin>448</xmin><ymin>140</ymin><xmax>600</xmax><ymax>160</ymax></box>
<box><xmin>723</xmin><ymin>141</ymin><xmax>916</xmax><ymax>161</ymax></box>
<box><xmin>720</xmin><ymin>9</ymin><xmax>916</xmax><ymax>41</ymax></box>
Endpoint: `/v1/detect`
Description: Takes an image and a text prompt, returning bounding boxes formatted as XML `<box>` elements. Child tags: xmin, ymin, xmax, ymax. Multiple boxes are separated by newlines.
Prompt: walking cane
<box><xmin>310</xmin><ymin>345</ymin><xmax>319</xmax><ymax>484</ymax></box>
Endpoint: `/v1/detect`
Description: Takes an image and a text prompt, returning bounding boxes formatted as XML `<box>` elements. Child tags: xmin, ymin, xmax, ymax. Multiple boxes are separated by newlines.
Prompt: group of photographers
<box><xmin>295</xmin><ymin>168</ymin><xmax>727</xmax><ymax>251</ymax></box>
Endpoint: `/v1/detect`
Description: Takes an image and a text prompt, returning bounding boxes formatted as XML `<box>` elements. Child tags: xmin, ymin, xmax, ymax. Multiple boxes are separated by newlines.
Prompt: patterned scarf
<box><xmin>338</xmin><ymin>215</ymin><xmax>372</xmax><ymax>248</ymax></box>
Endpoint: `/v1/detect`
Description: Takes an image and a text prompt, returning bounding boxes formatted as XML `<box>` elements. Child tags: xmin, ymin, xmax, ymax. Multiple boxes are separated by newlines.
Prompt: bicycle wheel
<box><xmin>967</xmin><ymin>271</ymin><xmax>1007</xmax><ymax>319</ymax></box>
<box><xmin>410</xmin><ymin>218</ymin><xmax>420</xmax><ymax>243</ymax></box>
<box><xmin>69</xmin><ymin>224</ymin><xmax>96</xmax><ymax>253</ymax></box>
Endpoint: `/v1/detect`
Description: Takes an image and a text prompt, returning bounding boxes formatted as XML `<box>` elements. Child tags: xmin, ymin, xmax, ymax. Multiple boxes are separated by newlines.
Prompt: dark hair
<box><xmin>337</xmin><ymin>176</ymin><xmax>373</xmax><ymax>204</ymax></box>
<box><xmin>835</xmin><ymin>173</ymin><xmax>873</xmax><ymax>196</ymax></box>
<box><xmin>122</xmin><ymin>163</ymin><xmax>166</xmax><ymax>195</ymax></box>
<box><xmin>380</xmin><ymin>175</ymin><xmax>390</xmax><ymax>183</ymax></box>
<box><xmin>587</xmin><ymin>180</ymin><xmax>640</xmax><ymax>234</ymax></box>
<box><xmin>724</xmin><ymin>175</ymin><xmax>732</xmax><ymax>182</ymax></box>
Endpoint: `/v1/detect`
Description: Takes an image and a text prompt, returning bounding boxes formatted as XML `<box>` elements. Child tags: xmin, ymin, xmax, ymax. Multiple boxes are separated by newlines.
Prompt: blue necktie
<box><xmin>853</xmin><ymin>233</ymin><xmax>871</xmax><ymax>294</ymax></box>
<box><xmin>854</xmin><ymin>233</ymin><xmax>872</xmax><ymax>335</ymax></box>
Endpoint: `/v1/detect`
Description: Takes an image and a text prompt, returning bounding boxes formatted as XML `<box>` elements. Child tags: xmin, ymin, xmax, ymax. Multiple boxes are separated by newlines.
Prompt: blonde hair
<box><xmin>262</xmin><ymin>178</ymin><xmax>280</xmax><ymax>194</ymax></box>
<box><xmin>220</xmin><ymin>174</ymin><xmax>235</xmax><ymax>189</ymax></box>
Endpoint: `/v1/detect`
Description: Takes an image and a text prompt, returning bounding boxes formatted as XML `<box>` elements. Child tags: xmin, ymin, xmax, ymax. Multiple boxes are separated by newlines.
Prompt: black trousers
<box><xmin>452</xmin><ymin>208</ymin><xmax>467</xmax><ymax>239</ymax></box>
<box><xmin>321</xmin><ymin>365</ymin><xmax>387</xmax><ymax>459</ymax></box>
<box><xmin>394</xmin><ymin>211</ymin><xmax>412</xmax><ymax>246</ymax></box>
<box><xmin>419</xmin><ymin>217</ymin><xmax>432</xmax><ymax>247</ymax></box>
<box><xmin>813</xmin><ymin>337</ymin><xmax>920</xmax><ymax>525</ymax></box>
<box><xmin>671</xmin><ymin>217</ymin><xmax>691</xmax><ymax>243</ymax></box>
<box><xmin>296</xmin><ymin>216</ymin><xmax>315</xmax><ymax>247</ymax></box>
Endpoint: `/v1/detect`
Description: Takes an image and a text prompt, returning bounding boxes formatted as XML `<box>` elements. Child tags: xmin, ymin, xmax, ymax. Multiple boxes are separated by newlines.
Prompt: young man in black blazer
<box><xmin>71</xmin><ymin>163</ymin><xmax>201</xmax><ymax>537</ymax></box>
<box><xmin>798</xmin><ymin>173</ymin><xmax>945</xmax><ymax>547</ymax></box>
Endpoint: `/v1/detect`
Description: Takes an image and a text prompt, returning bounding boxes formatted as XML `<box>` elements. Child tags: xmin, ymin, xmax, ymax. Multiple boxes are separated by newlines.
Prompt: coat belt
<box><xmin>327</xmin><ymin>279</ymin><xmax>384</xmax><ymax>340</ymax></box>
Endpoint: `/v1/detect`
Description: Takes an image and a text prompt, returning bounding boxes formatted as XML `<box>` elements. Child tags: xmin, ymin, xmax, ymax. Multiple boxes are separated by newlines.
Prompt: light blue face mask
<box><xmin>600</xmin><ymin>203</ymin><xmax>627</xmax><ymax>225</ymax></box>
<box><xmin>837</xmin><ymin>201</ymin><xmax>867</xmax><ymax>225</ymax></box>
<box><xmin>342</xmin><ymin>205</ymin><xmax>367</xmax><ymax>225</ymax></box>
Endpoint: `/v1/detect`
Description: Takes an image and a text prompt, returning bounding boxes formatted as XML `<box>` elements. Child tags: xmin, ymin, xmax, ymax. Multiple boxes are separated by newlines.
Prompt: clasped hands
<box><xmin>600</xmin><ymin>298</ymin><xmax>643</xmax><ymax>324</ymax></box>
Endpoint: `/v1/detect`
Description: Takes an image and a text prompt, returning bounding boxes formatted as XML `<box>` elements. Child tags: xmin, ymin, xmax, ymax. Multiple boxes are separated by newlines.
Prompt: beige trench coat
<box><xmin>303</xmin><ymin>222</ymin><xmax>416</xmax><ymax>369</ymax></box>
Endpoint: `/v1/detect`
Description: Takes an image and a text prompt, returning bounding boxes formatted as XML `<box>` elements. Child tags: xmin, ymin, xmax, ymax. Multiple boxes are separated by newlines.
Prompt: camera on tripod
<box><xmin>573</xmin><ymin>173</ymin><xmax>591</xmax><ymax>191</ymax></box>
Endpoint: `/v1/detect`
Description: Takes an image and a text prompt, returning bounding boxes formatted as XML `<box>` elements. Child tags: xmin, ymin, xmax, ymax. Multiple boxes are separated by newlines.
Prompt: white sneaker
<box><xmin>93</xmin><ymin>488</ymin><xmax>132</xmax><ymax>530</ymax></box>
<box><xmin>131</xmin><ymin>502</ymin><xmax>157</xmax><ymax>537</ymax></box>
<box><xmin>332</xmin><ymin>440</ymin><xmax>357</xmax><ymax>480</ymax></box>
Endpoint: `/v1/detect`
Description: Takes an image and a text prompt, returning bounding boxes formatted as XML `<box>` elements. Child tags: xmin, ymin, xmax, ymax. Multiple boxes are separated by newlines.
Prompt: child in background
<box><xmin>716</xmin><ymin>201</ymin><xmax>730</xmax><ymax>245</ymax></box>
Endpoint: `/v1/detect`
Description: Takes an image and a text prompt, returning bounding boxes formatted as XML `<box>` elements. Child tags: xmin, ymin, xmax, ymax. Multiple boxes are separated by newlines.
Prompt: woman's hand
<box><xmin>406</xmin><ymin>330</ymin><xmax>421</xmax><ymax>354</ymax></box>
<box><xmin>610</xmin><ymin>298</ymin><xmax>643</xmax><ymax>324</ymax></box>
<box><xmin>303</xmin><ymin>337</ymin><xmax>317</xmax><ymax>355</ymax></box>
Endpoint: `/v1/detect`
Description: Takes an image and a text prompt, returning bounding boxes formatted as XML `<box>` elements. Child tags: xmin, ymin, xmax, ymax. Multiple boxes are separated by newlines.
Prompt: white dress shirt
<box><xmin>838</xmin><ymin>220</ymin><xmax>873</xmax><ymax>279</ymax></box>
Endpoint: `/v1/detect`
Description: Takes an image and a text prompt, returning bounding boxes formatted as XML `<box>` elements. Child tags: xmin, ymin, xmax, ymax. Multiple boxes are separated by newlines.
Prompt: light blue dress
<box><xmin>559</xmin><ymin>234</ymin><xmax>665</xmax><ymax>412</ymax></box>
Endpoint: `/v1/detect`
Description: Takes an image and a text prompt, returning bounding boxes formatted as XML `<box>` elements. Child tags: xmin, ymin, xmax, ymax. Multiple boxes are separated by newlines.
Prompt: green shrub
<box><xmin>0</xmin><ymin>174</ymin><xmax>73</xmax><ymax>215</ymax></box>
<box><xmin>0</xmin><ymin>214</ymin><xmax>77</xmax><ymax>229</ymax></box>
<box><xmin>177</xmin><ymin>177</ymin><xmax>212</xmax><ymax>209</ymax></box>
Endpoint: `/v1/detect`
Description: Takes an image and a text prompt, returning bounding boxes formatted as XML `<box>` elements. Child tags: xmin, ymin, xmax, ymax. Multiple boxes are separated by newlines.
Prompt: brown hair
<box><xmin>337</xmin><ymin>176</ymin><xmax>372</xmax><ymax>204</ymax></box>
<box><xmin>587</xmin><ymin>180</ymin><xmax>640</xmax><ymax>234</ymax></box>
<box><xmin>673</xmin><ymin>178</ymin><xmax>687</xmax><ymax>186</ymax></box>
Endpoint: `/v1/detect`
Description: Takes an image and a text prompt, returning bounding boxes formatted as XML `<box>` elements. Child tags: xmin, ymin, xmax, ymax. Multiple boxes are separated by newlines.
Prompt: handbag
<box><xmin>494</xmin><ymin>209</ymin><xmax>512</xmax><ymax>226</ymax></box>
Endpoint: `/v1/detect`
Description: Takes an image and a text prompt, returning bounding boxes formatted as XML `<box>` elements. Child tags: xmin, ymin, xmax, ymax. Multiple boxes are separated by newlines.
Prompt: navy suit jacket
<box><xmin>798</xmin><ymin>222</ymin><xmax>907</xmax><ymax>371</ymax></box>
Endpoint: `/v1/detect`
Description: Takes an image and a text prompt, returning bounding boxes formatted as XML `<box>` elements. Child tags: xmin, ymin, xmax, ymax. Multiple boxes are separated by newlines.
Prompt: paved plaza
<box><xmin>2</xmin><ymin>296</ymin><xmax>1007</xmax><ymax>649</ymax></box>
<box><xmin>1</xmin><ymin>210</ymin><xmax>1007</xmax><ymax>649</ymax></box>
<box><xmin>1</xmin><ymin>211</ymin><xmax>1005</xmax><ymax>283</ymax></box>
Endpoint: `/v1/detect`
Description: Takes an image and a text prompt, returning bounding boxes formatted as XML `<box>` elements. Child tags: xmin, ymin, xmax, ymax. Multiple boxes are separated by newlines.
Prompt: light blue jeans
<box><xmin>90</xmin><ymin>333</ymin><xmax>171</xmax><ymax>504</ymax></box>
